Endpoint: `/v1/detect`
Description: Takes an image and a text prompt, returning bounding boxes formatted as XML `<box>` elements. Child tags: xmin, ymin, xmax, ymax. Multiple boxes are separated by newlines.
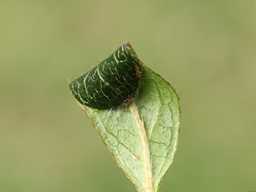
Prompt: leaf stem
<box><xmin>130</xmin><ymin>103</ymin><xmax>153</xmax><ymax>192</ymax></box>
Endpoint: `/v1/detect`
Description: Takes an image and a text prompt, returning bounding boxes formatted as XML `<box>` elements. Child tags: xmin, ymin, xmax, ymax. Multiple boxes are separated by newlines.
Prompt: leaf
<box><xmin>69</xmin><ymin>43</ymin><xmax>180</xmax><ymax>192</ymax></box>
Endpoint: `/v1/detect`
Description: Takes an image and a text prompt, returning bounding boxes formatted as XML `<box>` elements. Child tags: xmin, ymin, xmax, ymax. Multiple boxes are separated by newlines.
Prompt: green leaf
<box><xmin>70</xmin><ymin>43</ymin><xmax>180</xmax><ymax>192</ymax></box>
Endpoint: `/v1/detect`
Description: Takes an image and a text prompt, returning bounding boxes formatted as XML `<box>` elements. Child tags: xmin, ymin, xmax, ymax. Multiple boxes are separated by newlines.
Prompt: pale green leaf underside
<box><xmin>79</xmin><ymin>65</ymin><xmax>180</xmax><ymax>192</ymax></box>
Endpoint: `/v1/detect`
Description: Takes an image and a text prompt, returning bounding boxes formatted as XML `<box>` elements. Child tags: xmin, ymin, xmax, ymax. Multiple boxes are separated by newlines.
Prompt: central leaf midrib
<box><xmin>130</xmin><ymin>103</ymin><xmax>153</xmax><ymax>192</ymax></box>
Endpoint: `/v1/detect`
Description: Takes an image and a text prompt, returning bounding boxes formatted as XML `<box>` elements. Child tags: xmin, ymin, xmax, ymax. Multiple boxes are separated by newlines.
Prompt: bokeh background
<box><xmin>1</xmin><ymin>1</ymin><xmax>256</xmax><ymax>191</ymax></box>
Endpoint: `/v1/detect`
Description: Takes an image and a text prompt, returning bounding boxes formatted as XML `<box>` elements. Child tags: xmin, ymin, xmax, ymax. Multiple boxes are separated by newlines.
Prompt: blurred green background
<box><xmin>1</xmin><ymin>1</ymin><xmax>256</xmax><ymax>191</ymax></box>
